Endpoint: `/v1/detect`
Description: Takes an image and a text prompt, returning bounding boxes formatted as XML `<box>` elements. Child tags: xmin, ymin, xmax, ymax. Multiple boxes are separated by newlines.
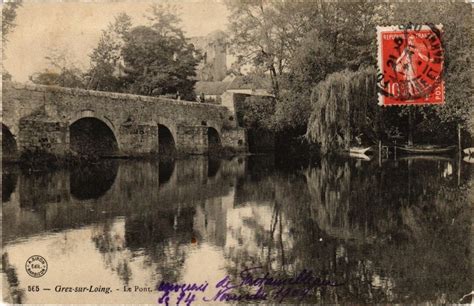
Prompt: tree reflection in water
<box><xmin>223</xmin><ymin>156</ymin><xmax>471</xmax><ymax>304</ymax></box>
<box><xmin>90</xmin><ymin>219</ymin><xmax>133</xmax><ymax>285</ymax></box>
<box><xmin>2</xmin><ymin>252</ymin><xmax>25</xmax><ymax>304</ymax></box>
<box><xmin>124</xmin><ymin>207</ymin><xmax>196</xmax><ymax>283</ymax></box>
<box><xmin>1</xmin><ymin>156</ymin><xmax>471</xmax><ymax>304</ymax></box>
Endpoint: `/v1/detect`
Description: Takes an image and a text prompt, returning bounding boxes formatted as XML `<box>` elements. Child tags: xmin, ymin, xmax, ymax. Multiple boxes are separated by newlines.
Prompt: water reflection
<box><xmin>2</xmin><ymin>156</ymin><xmax>471</xmax><ymax>304</ymax></box>
<box><xmin>159</xmin><ymin>158</ymin><xmax>175</xmax><ymax>185</ymax></box>
<box><xmin>208</xmin><ymin>158</ymin><xmax>221</xmax><ymax>178</ymax></box>
<box><xmin>70</xmin><ymin>161</ymin><xmax>118</xmax><ymax>200</ymax></box>
<box><xmin>2</xmin><ymin>164</ymin><xmax>17</xmax><ymax>202</ymax></box>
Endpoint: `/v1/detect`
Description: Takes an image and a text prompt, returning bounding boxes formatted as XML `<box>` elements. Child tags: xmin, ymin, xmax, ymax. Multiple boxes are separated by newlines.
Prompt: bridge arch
<box><xmin>207</xmin><ymin>127</ymin><xmax>222</xmax><ymax>153</ymax></box>
<box><xmin>158</xmin><ymin>124</ymin><xmax>176</xmax><ymax>156</ymax></box>
<box><xmin>155</xmin><ymin>117</ymin><xmax>177</xmax><ymax>141</ymax></box>
<box><xmin>69</xmin><ymin>115</ymin><xmax>119</xmax><ymax>156</ymax></box>
<box><xmin>69</xmin><ymin>111</ymin><xmax>118</xmax><ymax>140</ymax></box>
<box><xmin>2</xmin><ymin>124</ymin><xmax>18</xmax><ymax>160</ymax></box>
<box><xmin>155</xmin><ymin>117</ymin><xmax>177</xmax><ymax>156</ymax></box>
<box><xmin>205</xmin><ymin>120</ymin><xmax>221</xmax><ymax>135</ymax></box>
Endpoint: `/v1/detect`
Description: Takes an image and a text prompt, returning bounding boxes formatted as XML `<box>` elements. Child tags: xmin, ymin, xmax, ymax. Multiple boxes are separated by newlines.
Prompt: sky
<box><xmin>3</xmin><ymin>0</ymin><xmax>230</xmax><ymax>83</ymax></box>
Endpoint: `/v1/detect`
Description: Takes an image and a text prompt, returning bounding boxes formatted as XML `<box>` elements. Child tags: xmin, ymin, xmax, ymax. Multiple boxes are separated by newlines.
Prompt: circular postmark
<box><xmin>25</xmin><ymin>255</ymin><xmax>48</xmax><ymax>278</ymax></box>
<box><xmin>377</xmin><ymin>23</ymin><xmax>444</xmax><ymax>103</ymax></box>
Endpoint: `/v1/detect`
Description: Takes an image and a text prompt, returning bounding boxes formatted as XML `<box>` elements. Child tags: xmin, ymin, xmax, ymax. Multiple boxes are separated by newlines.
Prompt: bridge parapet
<box><xmin>2</xmin><ymin>82</ymin><xmax>247</xmax><ymax>158</ymax></box>
<box><xmin>6</xmin><ymin>82</ymin><xmax>228</xmax><ymax>108</ymax></box>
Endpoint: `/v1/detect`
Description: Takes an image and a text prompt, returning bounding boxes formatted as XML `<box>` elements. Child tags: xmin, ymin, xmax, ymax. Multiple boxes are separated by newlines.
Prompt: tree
<box><xmin>226</xmin><ymin>0</ymin><xmax>313</xmax><ymax>98</ymax></box>
<box><xmin>425</xmin><ymin>4</ymin><xmax>472</xmax><ymax>134</ymax></box>
<box><xmin>303</xmin><ymin>1</ymin><xmax>473</xmax><ymax>149</ymax></box>
<box><xmin>2</xmin><ymin>0</ymin><xmax>21</xmax><ymax>46</ymax></box>
<box><xmin>238</xmin><ymin>1</ymin><xmax>472</xmax><ymax>145</ymax></box>
<box><xmin>86</xmin><ymin>13</ymin><xmax>132</xmax><ymax>91</ymax></box>
<box><xmin>121</xmin><ymin>5</ymin><xmax>200</xmax><ymax>100</ymax></box>
<box><xmin>306</xmin><ymin>67</ymin><xmax>379</xmax><ymax>154</ymax></box>
<box><xmin>382</xmin><ymin>2</ymin><xmax>473</xmax><ymax>143</ymax></box>
<box><xmin>30</xmin><ymin>48</ymin><xmax>85</xmax><ymax>88</ymax></box>
<box><xmin>2</xmin><ymin>0</ymin><xmax>22</xmax><ymax>80</ymax></box>
<box><xmin>227</xmin><ymin>1</ymin><xmax>380</xmax><ymax>133</ymax></box>
<box><xmin>287</xmin><ymin>2</ymin><xmax>380</xmax><ymax>90</ymax></box>
<box><xmin>30</xmin><ymin>70</ymin><xmax>84</xmax><ymax>87</ymax></box>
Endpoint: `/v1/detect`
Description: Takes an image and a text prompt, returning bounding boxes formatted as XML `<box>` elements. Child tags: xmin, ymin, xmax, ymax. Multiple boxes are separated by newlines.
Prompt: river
<box><xmin>2</xmin><ymin>155</ymin><xmax>472</xmax><ymax>304</ymax></box>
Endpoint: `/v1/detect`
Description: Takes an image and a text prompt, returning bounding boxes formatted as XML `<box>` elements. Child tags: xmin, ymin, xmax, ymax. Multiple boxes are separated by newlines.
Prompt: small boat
<box><xmin>396</xmin><ymin>145</ymin><xmax>456</xmax><ymax>155</ymax></box>
<box><xmin>349</xmin><ymin>146</ymin><xmax>372</xmax><ymax>154</ymax></box>
<box><xmin>464</xmin><ymin>155</ymin><xmax>474</xmax><ymax>164</ymax></box>
<box><xmin>463</xmin><ymin>147</ymin><xmax>474</xmax><ymax>155</ymax></box>
<box><xmin>349</xmin><ymin>152</ymin><xmax>371</xmax><ymax>161</ymax></box>
<box><xmin>398</xmin><ymin>155</ymin><xmax>453</xmax><ymax>162</ymax></box>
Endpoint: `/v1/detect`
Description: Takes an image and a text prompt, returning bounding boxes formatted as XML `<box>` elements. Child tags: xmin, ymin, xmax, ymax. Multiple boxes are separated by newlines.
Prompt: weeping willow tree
<box><xmin>306</xmin><ymin>67</ymin><xmax>379</xmax><ymax>154</ymax></box>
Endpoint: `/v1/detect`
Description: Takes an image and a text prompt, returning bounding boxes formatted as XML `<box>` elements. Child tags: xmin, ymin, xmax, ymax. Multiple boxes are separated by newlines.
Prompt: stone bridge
<box><xmin>2</xmin><ymin>82</ymin><xmax>246</xmax><ymax>159</ymax></box>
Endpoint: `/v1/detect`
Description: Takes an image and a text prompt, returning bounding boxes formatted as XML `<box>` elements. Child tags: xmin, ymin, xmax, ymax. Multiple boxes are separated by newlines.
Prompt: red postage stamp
<box><xmin>377</xmin><ymin>24</ymin><xmax>444</xmax><ymax>106</ymax></box>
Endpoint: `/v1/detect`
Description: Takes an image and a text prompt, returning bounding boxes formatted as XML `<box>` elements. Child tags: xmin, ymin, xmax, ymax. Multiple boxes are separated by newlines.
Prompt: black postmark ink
<box><xmin>25</xmin><ymin>255</ymin><xmax>48</xmax><ymax>278</ymax></box>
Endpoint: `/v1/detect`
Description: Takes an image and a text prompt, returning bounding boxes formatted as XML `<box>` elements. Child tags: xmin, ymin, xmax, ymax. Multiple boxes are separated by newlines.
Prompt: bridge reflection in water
<box><xmin>2</xmin><ymin>156</ymin><xmax>472</xmax><ymax>304</ymax></box>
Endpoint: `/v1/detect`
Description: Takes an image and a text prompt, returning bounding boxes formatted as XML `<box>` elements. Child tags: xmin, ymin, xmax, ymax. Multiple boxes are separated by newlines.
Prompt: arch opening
<box><xmin>207</xmin><ymin>127</ymin><xmax>222</xmax><ymax>153</ymax></box>
<box><xmin>70</xmin><ymin>117</ymin><xmax>118</xmax><ymax>156</ymax></box>
<box><xmin>158</xmin><ymin>124</ymin><xmax>176</xmax><ymax>156</ymax></box>
<box><xmin>2</xmin><ymin>124</ymin><xmax>17</xmax><ymax>160</ymax></box>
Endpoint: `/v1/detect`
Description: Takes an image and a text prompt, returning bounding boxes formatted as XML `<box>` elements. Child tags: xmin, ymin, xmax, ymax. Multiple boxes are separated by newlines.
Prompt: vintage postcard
<box><xmin>2</xmin><ymin>0</ymin><xmax>473</xmax><ymax>305</ymax></box>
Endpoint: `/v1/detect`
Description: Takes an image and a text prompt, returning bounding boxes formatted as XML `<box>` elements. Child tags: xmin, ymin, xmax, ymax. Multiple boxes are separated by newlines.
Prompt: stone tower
<box><xmin>190</xmin><ymin>30</ymin><xmax>227</xmax><ymax>82</ymax></box>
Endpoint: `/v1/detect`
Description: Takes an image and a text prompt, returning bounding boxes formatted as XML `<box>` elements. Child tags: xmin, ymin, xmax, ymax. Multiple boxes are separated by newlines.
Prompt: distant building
<box><xmin>190</xmin><ymin>30</ymin><xmax>228</xmax><ymax>82</ymax></box>
<box><xmin>225</xmin><ymin>75</ymin><xmax>273</xmax><ymax>96</ymax></box>
<box><xmin>220</xmin><ymin>75</ymin><xmax>273</xmax><ymax>114</ymax></box>
<box><xmin>194</xmin><ymin>75</ymin><xmax>273</xmax><ymax>105</ymax></box>
<box><xmin>222</xmin><ymin>73</ymin><xmax>237</xmax><ymax>83</ymax></box>
<box><xmin>194</xmin><ymin>81</ymin><xmax>230</xmax><ymax>104</ymax></box>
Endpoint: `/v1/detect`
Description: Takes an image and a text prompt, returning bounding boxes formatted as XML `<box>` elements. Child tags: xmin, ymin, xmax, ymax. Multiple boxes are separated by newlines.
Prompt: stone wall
<box><xmin>19</xmin><ymin>115</ymin><xmax>69</xmax><ymax>155</ymax></box>
<box><xmin>177</xmin><ymin>126</ymin><xmax>208</xmax><ymax>155</ymax></box>
<box><xmin>221</xmin><ymin>128</ymin><xmax>247</xmax><ymax>150</ymax></box>
<box><xmin>3</xmin><ymin>82</ymin><xmax>248</xmax><ymax>157</ymax></box>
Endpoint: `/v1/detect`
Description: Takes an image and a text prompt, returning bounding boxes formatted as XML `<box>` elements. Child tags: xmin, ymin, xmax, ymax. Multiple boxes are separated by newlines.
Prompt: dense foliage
<box><xmin>384</xmin><ymin>2</ymin><xmax>473</xmax><ymax>144</ymax></box>
<box><xmin>29</xmin><ymin>5</ymin><xmax>200</xmax><ymax>100</ymax></box>
<box><xmin>2</xmin><ymin>0</ymin><xmax>22</xmax><ymax>80</ymax></box>
<box><xmin>86</xmin><ymin>13</ymin><xmax>131</xmax><ymax>92</ymax></box>
<box><xmin>120</xmin><ymin>5</ymin><xmax>200</xmax><ymax>100</ymax></box>
<box><xmin>226</xmin><ymin>1</ymin><xmax>472</xmax><ymax>150</ymax></box>
<box><xmin>307</xmin><ymin>68</ymin><xmax>379</xmax><ymax>153</ymax></box>
<box><xmin>226</xmin><ymin>1</ymin><xmax>326</xmax><ymax>98</ymax></box>
<box><xmin>235</xmin><ymin>95</ymin><xmax>275</xmax><ymax>130</ymax></box>
<box><xmin>2</xmin><ymin>0</ymin><xmax>21</xmax><ymax>46</ymax></box>
<box><xmin>30</xmin><ymin>48</ymin><xmax>85</xmax><ymax>88</ymax></box>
